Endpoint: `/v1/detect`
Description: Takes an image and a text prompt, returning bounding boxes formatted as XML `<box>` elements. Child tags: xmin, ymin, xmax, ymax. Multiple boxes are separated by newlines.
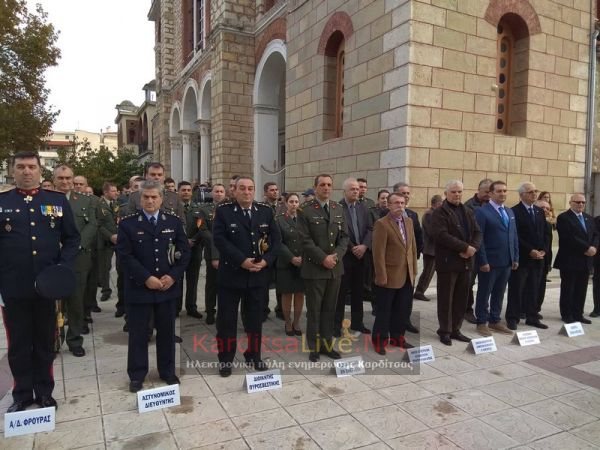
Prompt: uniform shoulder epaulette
<box><xmin>217</xmin><ymin>201</ymin><xmax>233</xmax><ymax>208</ymax></box>
<box><xmin>255</xmin><ymin>201</ymin><xmax>271</xmax><ymax>208</ymax></box>
<box><xmin>163</xmin><ymin>209</ymin><xmax>180</xmax><ymax>217</ymax></box>
<box><xmin>120</xmin><ymin>212</ymin><xmax>139</xmax><ymax>222</ymax></box>
<box><xmin>275</xmin><ymin>211</ymin><xmax>286</xmax><ymax>218</ymax></box>
<box><xmin>300</xmin><ymin>199</ymin><xmax>316</xmax><ymax>207</ymax></box>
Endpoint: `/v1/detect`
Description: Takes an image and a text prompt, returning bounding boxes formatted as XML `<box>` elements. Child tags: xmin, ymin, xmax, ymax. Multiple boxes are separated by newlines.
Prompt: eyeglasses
<box><xmin>572</xmin><ymin>201</ymin><xmax>586</xmax><ymax>204</ymax></box>
<box><xmin>524</xmin><ymin>190</ymin><xmax>539</xmax><ymax>194</ymax></box>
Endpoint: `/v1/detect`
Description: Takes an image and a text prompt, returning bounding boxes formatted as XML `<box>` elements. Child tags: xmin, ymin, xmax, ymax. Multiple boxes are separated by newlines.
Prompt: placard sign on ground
<box><xmin>468</xmin><ymin>337</ymin><xmax>497</xmax><ymax>355</ymax></box>
<box><xmin>407</xmin><ymin>345</ymin><xmax>435</xmax><ymax>364</ymax></box>
<box><xmin>334</xmin><ymin>356</ymin><xmax>365</xmax><ymax>377</ymax></box>
<box><xmin>4</xmin><ymin>407</ymin><xmax>55</xmax><ymax>438</ymax></box>
<box><xmin>245</xmin><ymin>369</ymin><xmax>282</xmax><ymax>394</ymax></box>
<box><xmin>513</xmin><ymin>330</ymin><xmax>540</xmax><ymax>346</ymax></box>
<box><xmin>137</xmin><ymin>384</ymin><xmax>181</xmax><ymax>413</ymax></box>
<box><xmin>560</xmin><ymin>322</ymin><xmax>585</xmax><ymax>337</ymax></box>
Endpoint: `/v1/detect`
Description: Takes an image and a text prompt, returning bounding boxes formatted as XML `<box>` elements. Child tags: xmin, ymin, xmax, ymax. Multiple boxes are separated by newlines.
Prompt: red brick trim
<box><xmin>317</xmin><ymin>12</ymin><xmax>354</xmax><ymax>56</ymax></box>
<box><xmin>255</xmin><ymin>17</ymin><xmax>286</xmax><ymax>63</ymax></box>
<box><xmin>484</xmin><ymin>0</ymin><xmax>541</xmax><ymax>37</ymax></box>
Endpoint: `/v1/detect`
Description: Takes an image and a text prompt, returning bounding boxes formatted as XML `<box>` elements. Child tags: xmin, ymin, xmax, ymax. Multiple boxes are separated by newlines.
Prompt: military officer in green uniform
<box><xmin>97</xmin><ymin>182</ymin><xmax>119</xmax><ymax>302</ymax></box>
<box><xmin>178</xmin><ymin>180</ymin><xmax>204</xmax><ymax>318</ymax></box>
<box><xmin>197</xmin><ymin>183</ymin><xmax>227</xmax><ymax>324</ymax></box>
<box><xmin>297</xmin><ymin>174</ymin><xmax>349</xmax><ymax>362</ymax></box>
<box><xmin>53</xmin><ymin>165</ymin><xmax>98</xmax><ymax>357</ymax></box>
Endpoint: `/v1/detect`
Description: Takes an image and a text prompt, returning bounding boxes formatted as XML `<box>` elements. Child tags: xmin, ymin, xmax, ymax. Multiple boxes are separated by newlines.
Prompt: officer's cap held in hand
<box><xmin>35</xmin><ymin>265</ymin><xmax>76</xmax><ymax>300</ymax></box>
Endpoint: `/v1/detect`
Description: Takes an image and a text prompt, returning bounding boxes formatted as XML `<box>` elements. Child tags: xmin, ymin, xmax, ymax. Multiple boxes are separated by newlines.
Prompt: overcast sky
<box><xmin>26</xmin><ymin>0</ymin><xmax>155</xmax><ymax>133</ymax></box>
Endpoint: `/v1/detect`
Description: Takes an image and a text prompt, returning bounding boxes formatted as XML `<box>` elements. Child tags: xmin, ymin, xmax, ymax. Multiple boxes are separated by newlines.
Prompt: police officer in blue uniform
<box><xmin>0</xmin><ymin>151</ymin><xmax>80</xmax><ymax>412</ymax></box>
<box><xmin>116</xmin><ymin>181</ymin><xmax>190</xmax><ymax>393</ymax></box>
<box><xmin>212</xmin><ymin>176</ymin><xmax>281</xmax><ymax>377</ymax></box>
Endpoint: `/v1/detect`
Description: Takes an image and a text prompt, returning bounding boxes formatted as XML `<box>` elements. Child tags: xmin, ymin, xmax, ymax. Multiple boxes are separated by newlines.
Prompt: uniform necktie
<box><xmin>529</xmin><ymin>206</ymin><xmax>535</xmax><ymax>224</ymax></box>
<box><xmin>243</xmin><ymin>208</ymin><xmax>251</xmax><ymax>223</ymax></box>
<box><xmin>349</xmin><ymin>203</ymin><xmax>360</xmax><ymax>244</ymax></box>
<box><xmin>323</xmin><ymin>202</ymin><xmax>329</xmax><ymax>215</ymax></box>
<box><xmin>292</xmin><ymin>216</ymin><xmax>297</xmax><ymax>223</ymax></box>
<box><xmin>185</xmin><ymin>203</ymin><xmax>190</xmax><ymax>213</ymax></box>
<box><xmin>578</xmin><ymin>214</ymin><xmax>587</xmax><ymax>231</ymax></box>
<box><xmin>499</xmin><ymin>206</ymin><xmax>508</xmax><ymax>227</ymax></box>
<box><xmin>150</xmin><ymin>216</ymin><xmax>157</xmax><ymax>227</ymax></box>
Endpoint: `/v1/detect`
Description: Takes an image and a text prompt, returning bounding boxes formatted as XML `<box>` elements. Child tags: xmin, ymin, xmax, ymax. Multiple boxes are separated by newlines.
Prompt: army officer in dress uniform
<box><xmin>116</xmin><ymin>181</ymin><xmax>191</xmax><ymax>393</ymax></box>
<box><xmin>212</xmin><ymin>176</ymin><xmax>281</xmax><ymax>377</ymax></box>
<box><xmin>0</xmin><ymin>151</ymin><xmax>80</xmax><ymax>412</ymax></box>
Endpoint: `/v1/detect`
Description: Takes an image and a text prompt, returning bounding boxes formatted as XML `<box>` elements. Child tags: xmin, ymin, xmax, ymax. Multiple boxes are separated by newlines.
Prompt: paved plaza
<box><xmin>1</xmin><ymin>264</ymin><xmax>600</xmax><ymax>449</ymax></box>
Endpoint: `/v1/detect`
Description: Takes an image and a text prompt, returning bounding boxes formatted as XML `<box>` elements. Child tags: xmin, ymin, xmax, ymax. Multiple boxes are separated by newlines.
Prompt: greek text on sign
<box><xmin>137</xmin><ymin>384</ymin><xmax>181</xmax><ymax>413</ymax></box>
<box><xmin>407</xmin><ymin>345</ymin><xmax>435</xmax><ymax>364</ymax></box>
<box><xmin>245</xmin><ymin>369</ymin><xmax>282</xmax><ymax>393</ymax></box>
<box><xmin>5</xmin><ymin>407</ymin><xmax>55</xmax><ymax>438</ymax></box>
<box><xmin>334</xmin><ymin>356</ymin><xmax>365</xmax><ymax>377</ymax></box>
<box><xmin>562</xmin><ymin>322</ymin><xmax>585</xmax><ymax>337</ymax></box>
<box><xmin>470</xmin><ymin>336</ymin><xmax>497</xmax><ymax>355</ymax></box>
<box><xmin>514</xmin><ymin>330</ymin><xmax>540</xmax><ymax>346</ymax></box>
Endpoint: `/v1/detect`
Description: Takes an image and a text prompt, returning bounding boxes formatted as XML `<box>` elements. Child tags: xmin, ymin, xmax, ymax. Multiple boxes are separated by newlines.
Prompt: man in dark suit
<box><xmin>474</xmin><ymin>181</ymin><xmax>519</xmax><ymax>336</ymax></box>
<box><xmin>592</xmin><ymin>214</ymin><xmax>600</xmax><ymax>317</ymax></box>
<box><xmin>414</xmin><ymin>194</ymin><xmax>443</xmax><ymax>301</ymax></box>
<box><xmin>534</xmin><ymin>199</ymin><xmax>553</xmax><ymax>316</ymax></box>
<box><xmin>97</xmin><ymin>182</ymin><xmax>119</xmax><ymax>303</ymax></box>
<box><xmin>212</xmin><ymin>176</ymin><xmax>281</xmax><ymax>377</ymax></box>
<box><xmin>335</xmin><ymin>178</ymin><xmax>372</xmax><ymax>336</ymax></box>
<box><xmin>0</xmin><ymin>151</ymin><xmax>80</xmax><ymax>412</ymax></box>
<box><xmin>554</xmin><ymin>193</ymin><xmax>598</xmax><ymax>324</ymax></box>
<box><xmin>430</xmin><ymin>181</ymin><xmax>481</xmax><ymax>345</ymax></box>
<box><xmin>116</xmin><ymin>181</ymin><xmax>191</xmax><ymax>393</ymax></box>
<box><xmin>506</xmin><ymin>182</ymin><xmax>548</xmax><ymax>330</ymax></box>
<box><xmin>393</xmin><ymin>182</ymin><xmax>422</xmax><ymax>333</ymax></box>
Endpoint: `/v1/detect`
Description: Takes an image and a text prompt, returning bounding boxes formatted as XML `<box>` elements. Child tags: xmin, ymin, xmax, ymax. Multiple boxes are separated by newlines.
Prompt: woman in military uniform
<box><xmin>276</xmin><ymin>193</ymin><xmax>304</xmax><ymax>336</ymax></box>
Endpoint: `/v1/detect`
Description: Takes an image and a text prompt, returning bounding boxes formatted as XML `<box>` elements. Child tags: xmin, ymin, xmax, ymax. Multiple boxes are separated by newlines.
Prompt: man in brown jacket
<box><xmin>371</xmin><ymin>193</ymin><xmax>418</xmax><ymax>354</ymax></box>
<box><xmin>430</xmin><ymin>180</ymin><xmax>481</xmax><ymax>346</ymax></box>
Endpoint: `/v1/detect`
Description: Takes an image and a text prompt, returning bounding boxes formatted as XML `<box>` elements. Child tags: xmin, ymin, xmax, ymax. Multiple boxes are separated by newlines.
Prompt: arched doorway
<box><xmin>254</xmin><ymin>40</ymin><xmax>286</xmax><ymax>192</ymax></box>
<box><xmin>199</xmin><ymin>74</ymin><xmax>212</xmax><ymax>184</ymax></box>
<box><xmin>169</xmin><ymin>105</ymin><xmax>182</xmax><ymax>182</ymax></box>
<box><xmin>181</xmin><ymin>81</ymin><xmax>199</xmax><ymax>183</ymax></box>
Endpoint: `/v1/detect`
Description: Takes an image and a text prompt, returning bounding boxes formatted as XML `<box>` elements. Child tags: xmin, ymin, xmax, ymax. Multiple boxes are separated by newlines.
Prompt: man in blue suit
<box><xmin>474</xmin><ymin>181</ymin><xmax>519</xmax><ymax>336</ymax></box>
<box><xmin>117</xmin><ymin>181</ymin><xmax>190</xmax><ymax>393</ymax></box>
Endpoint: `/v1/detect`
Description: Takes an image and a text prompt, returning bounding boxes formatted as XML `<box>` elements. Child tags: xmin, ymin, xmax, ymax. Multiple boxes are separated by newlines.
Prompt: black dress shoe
<box><xmin>160</xmin><ymin>375</ymin><xmax>180</xmax><ymax>385</ymax></box>
<box><xmin>91</xmin><ymin>306</ymin><xmax>102</xmax><ymax>313</ymax></box>
<box><xmin>84</xmin><ymin>316</ymin><xmax>93</xmax><ymax>323</ymax></box>
<box><xmin>590</xmin><ymin>311</ymin><xmax>600</xmax><ymax>318</ymax></box>
<box><xmin>275</xmin><ymin>309</ymin><xmax>285</xmax><ymax>320</ymax></box>
<box><xmin>562</xmin><ymin>316</ymin><xmax>575</xmax><ymax>323</ymax></box>
<box><xmin>440</xmin><ymin>335</ymin><xmax>452</xmax><ymax>346</ymax></box>
<box><xmin>100</xmin><ymin>293</ymin><xmax>111</xmax><ymax>302</ymax></box>
<box><xmin>413</xmin><ymin>292</ymin><xmax>430</xmax><ymax>301</ymax></box>
<box><xmin>187</xmin><ymin>310</ymin><xmax>203</xmax><ymax>319</ymax></box>
<box><xmin>525</xmin><ymin>320</ymin><xmax>549</xmax><ymax>329</ymax></box>
<box><xmin>243</xmin><ymin>352</ymin><xmax>268</xmax><ymax>371</ymax></box>
<box><xmin>81</xmin><ymin>323</ymin><xmax>90</xmax><ymax>335</ymax></box>
<box><xmin>122</xmin><ymin>323</ymin><xmax>129</xmax><ymax>332</ymax></box>
<box><xmin>506</xmin><ymin>320</ymin><xmax>518</xmax><ymax>331</ymax></box>
<box><xmin>70</xmin><ymin>346</ymin><xmax>85</xmax><ymax>357</ymax></box>
<box><xmin>319</xmin><ymin>349</ymin><xmax>341</xmax><ymax>359</ymax></box>
<box><xmin>7</xmin><ymin>399</ymin><xmax>34</xmax><ymax>413</ymax></box>
<box><xmin>405</xmin><ymin>323</ymin><xmax>419</xmax><ymax>334</ymax></box>
<box><xmin>206</xmin><ymin>312</ymin><xmax>216</xmax><ymax>325</ymax></box>
<box><xmin>115</xmin><ymin>310</ymin><xmax>125</xmax><ymax>318</ymax></box>
<box><xmin>577</xmin><ymin>317</ymin><xmax>592</xmax><ymax>325</ymax></box>
<box><xmin>175</xmin><ymin>335</ymin><xmax>183</xmax><ymax>343</ymax></box>
<box><xmin>219</xmin><ymin>363</ymin><xmax>232</xmax><ymax>377</ymax></box>
<box><xmin>372</xmin><ymin>342</ymin><xmax>386</xmax><ymax>355</ymax></box>
<box><xmin>36</xmin><ymin>395</ymin><xmax>58</xmax><ymax>409</ymax></box>
<box><xmin>537</xmin><ymin>313</ymin><xmax>544</xmax><ymax>320</ymax></box>
<box><xmin>350</xmin><ymin>325</ymin><xmax>371</xmax><ymax>334</ymax></box>
<box><xmin>450</xmin><ymin>331</ymin><xmax>471</xmax><ymax>342</ymax></box>
<box><xmin>464</xmin><ymin>311</ymin><xmax>477</xmax><ymax>324</ymax></box>
<box><xmin>293</xmin><ymin>326</ymin><xmax>302</xmax><ymax>336</ymax></box>
<box><xmin>309</xmin><ymin>351</ymin><xmax>320</xmax><ymax>362</ymax></box>
<box><xmin>129</xmin><ymin>380</ymin><xmax>143</xmax><ymax>393</ymax></box>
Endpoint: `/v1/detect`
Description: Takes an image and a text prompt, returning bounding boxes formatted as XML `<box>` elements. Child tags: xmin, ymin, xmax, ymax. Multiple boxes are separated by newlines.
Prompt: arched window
<box><xmin>495</xmin><ymin>14</ymin><xmax>530</xmax><ymax>136</ymax></box>
<box><xmin>323</xmin><ymin>31</ymin><xmax>345</xmax><ymax>140</ymax></box>
<box><xmin>335</xmin><ymin>41</ymin><xmax>345</xmax><ymax>138</ymax></box>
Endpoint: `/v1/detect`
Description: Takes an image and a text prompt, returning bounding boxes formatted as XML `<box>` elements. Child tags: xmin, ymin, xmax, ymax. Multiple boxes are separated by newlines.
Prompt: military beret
<box><xmin>35</xmin><ymin>265</ymin><xmax>76</xmax><ymax>300</ymax></box>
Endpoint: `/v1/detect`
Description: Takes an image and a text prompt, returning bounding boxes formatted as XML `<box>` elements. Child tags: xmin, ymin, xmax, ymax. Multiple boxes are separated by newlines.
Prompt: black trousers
<box><xmin>2</xmin><ymin>296</ymin><xmax>55</xmax><ymax>402</ymax></box>
<box><xmin>126</xmin><ymin>300</ymin><xmax>176</xmax><ymax>381</ymax></box>
<box><xmin>204</xmin><ymin>259</ymin><xmax>218</xmax><ymax>315</ymax></box>
<box><xmin>181</xmin><ymin>248</ymin><xmax>202</xmax><ymax>313</ymax></box>
<box><xmin>115</xmin><ymin>259</ymin><xmax>125</xmax><ymax>315</ymax></box>
<box><xmin>84</xmin><ymin>248</ymin><xmax>99</xmax><ymax>316</ymax></box>
<box><xmin>416</xmin><ymin>254</ymin><xmax>436</xmax><ymax>295</ymax></box>
<box><xmin>436</xmin><ymin>271</ymin><xmax>470</xmax><ymax>336</ymax></box>
<box><xmin>559</xmin><ymin>270</ymin><xmax>590</xmax><ymax>321</ymax></box>
<box><xmin>216</xmin><ymin>285</ymin><xmax>265</xmax><ymax>363</ymax></box>
<box><xmin>371</xmin><ymin>283</ymin><xmax>412</xmax><ymax>349</ymax></box>
<box><xmin>98</xmin><ymin>247</ymin><xmax>114</xmax><ymax>297</ymax></box>
<box><xmin>593</xmin><ymin>267</ymin><xmax>600</xmax><ymax>314</ymax></box>
<box><xmin>506</xmin><ymin>260</ymin><xmax>544</xmax><ymax>322</ymax></box>
<box><xmin>335</xmin><ymin>254</ymin><xmax>366</xmax><ymax>330</ymax></box>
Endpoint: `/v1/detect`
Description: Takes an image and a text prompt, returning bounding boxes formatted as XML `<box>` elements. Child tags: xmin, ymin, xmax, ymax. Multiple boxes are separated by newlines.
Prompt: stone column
<box><xmin>169</xmin><ymin>136</ymin><xmax>183</xmax><ymax>183</ymax></box>
<box><xmin>253</xmin><ymin>104</ymin><xmax>280</xmax><ymax>191</ymax></box>
<box><xmin>179</xmin><ymin>130</ymin><xmax>196</xmax><ymax>183</ymax></box>
<box><xmin>197</xmin><ymin>120</ymin><xmax>211</xmax><ymax>184</ymax></box>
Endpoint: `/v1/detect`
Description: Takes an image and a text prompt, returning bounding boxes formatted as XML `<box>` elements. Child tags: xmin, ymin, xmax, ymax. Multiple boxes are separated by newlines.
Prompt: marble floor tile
<box><xmin>63</xmin><ymin>374</ymin><xmax>100</xmax><ymax>397</ymax></box>
<box><xmin>554</xmin><ymin>389</ymin><xmax>600</xmax><ymax>417</ymax></box>
<box><xmin>416</xmin><ymin>375</ymin><xmax>471</xmax><ymax>394</ymax></box>
<box><xmin>429</xmin><ymin>355</ymin><xmax>478</xmax><ymax>375</ymax></box>
<box><xmin>245</xmin><ymin>426</ymin><xmax>319</xmax><ymax>450</ymax></box>
<box><xmin>442</xmin><ymin>389</ymin><xmax>511</xmax><ymax>416</ymax></box>
<box><xmin>231</xmin><ymin>407</ymin><xmax>296</xmax><ymax>437</ymax></box>
<box><xmin>1</xmin><ymin>434</ymin><xmax>35</xmax><ymax>450</ymax></box>
<box><xmin>358</xmin><ymin>373</ymin><xmax>411</xmax><ymax>389</ymax></box>
<box><xmin>218</xmin><ymin>390</ymin><xmax>279</xmax><ymax>417</ymax></box>
<box><xmin>100</xmin><ymin>388</ymin><xmax>138</xmax><ymax>414</ymax></box>
<box><xmin>480</xmin><ymin>408</ymin><xmax>561</xmax><ymax>444</ymax></box>
<box><xmin>377</xmin><ymin>383</ymin><xmax>435</xmax><ymax>403</ymax></box>
<box><xmin>573</xmin><ymin>360</ymin><xmax>600</xmax><ymax>377</ymax></box>
<box><xmin>386</xmin><ymin>430</ymin><xmax>461</xmax><ymax>449</ymax></box>
<box><xmin>401</xmin><ymin>396</ymin><xmax>471</xmax><ymax>428</ymax></box>
<box><xmin>310</xmin><ymin>374</ymin><xmax>370</xmax><ymax>397</ymax></box>
<box><xmin>302</xmin><ymin>415</ymin><xmax>380</xmax><ymax>450</ymax></box>
<box><xmin>458</xmin><ymin>369</ymin><xmax>506</xmax><ymax>388</ymax></box>
<box><xmin>191</xmin><ymin>438</ymin><xmax>250</xmax><ymax>450</ymax></box>
<box><xmin>354</xmin><ymin>404</ymin><xmax>428</xmax><ymax>439</ymax></box>
<box><xmin>570</xmin><ymin>420</ymin><xmax>600</xmax><ymax>445</ymax></box>
<box><xmin>107</xmin><ymin>432</ymin><xmax>179</xmax><ymax>450</ymax></box>
<box><xmin>521</xmin><ymin>398</ymin><xmax>597</xmax><ymax>431</ymax></box>
<box><xmin>517</xmin><ymin>374</ymin><xmax>581</xmax><ymax>397</ymax></box>
<box><xmin>173</xmin><ymin>418</ymin><xmax>241</xmax><ymax>449</ymax></box>
<box><xmin>528</xmin><ymin>431</ymin><xmax>599</xmax><ymax>450</ymax></box>
<box><xmin>479</xmin><ymin>380</ymin><xmax>547</xmax><ymax>406</ymax></box>
<box><xmin>103</xmin><ymin>409</ymin><xmax>170</xmax><ymax>441</ymax></box>
<box><xmin>401</xmin><ymin>362</ymin><xmax>446</xmax><ymax>381</ymax></box>
<box><xmin>454</xmin><ymin>352</ymin><xmax>510</xmax><ymax>369</ymax></box>
<box><xmin>334</xmin><ymin>389</ymin><xmax>393</xmax><ymax>413</ymax></box>
<box><xmin>55</xmin><ymin>392</ymin><xmax>101</xmax><ymax>423</ymax></box>
<box><xmin>178</xmin><ymin>375</ymin><xmax>213</xmax><ymax>398</ymax></box>
<box><xmin>486</xmin><ymin>363</ymin><xmax>536</xmax><ymax>380</ymax></box>
<box><xmin>202</xmin><ymin>374</ymin><xmax>248</xmax><ymax>395</ymax></box>
<box><xmin>62</xmin><ymin>359</ymin><xmax>98</xmax><ymax>380</ymax></box>
<box><xmin>33</xmin><ymin>417</ymin><xmax>104</xmax><ymax>449</ymax></box>
<box><xmin>270</xmin><ymin>379</ymin><xmax>328</xmax><ymax>406</ymax></box>
<box><xmin>435</xmin><ymin>418</ymin><xmax>519</xmax><ymax>450</ymax></box>
<box><xmin>164</xmin><ymin>395</ymin><xmax>227</xmax><ymax>429</ymax></box>
<box><xmin>98</xmin><ymin>371</ymin><xmax>131</xmax><ymax>393</ymax></box>
<box><xmin>285</xmin><ymin>398</ymin><xmax>347</xmax><ymax>424</ymax></box>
